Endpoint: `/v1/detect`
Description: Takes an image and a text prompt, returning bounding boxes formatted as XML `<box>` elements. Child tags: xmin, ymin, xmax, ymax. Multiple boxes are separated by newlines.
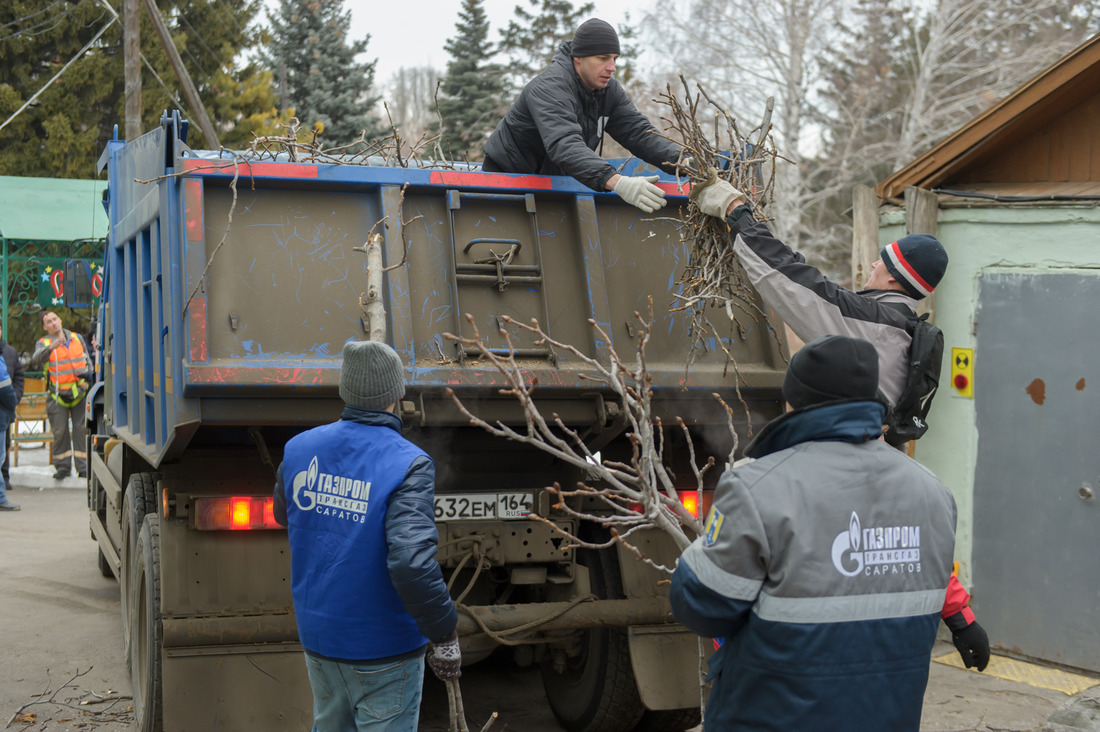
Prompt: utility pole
<box><xmin>279</xmin><ymin>63</ymin><xmax>288</xmax><ymax>116</ymax></box>
<box><xmin>140</xmin><ymin>0</ymin><xmax>220</xmax><ymax>148</ymax></box>
<box><xmin>124</xmin><ymin>0</ymin><xmax>141</xmax><ymax>141</ymax></box>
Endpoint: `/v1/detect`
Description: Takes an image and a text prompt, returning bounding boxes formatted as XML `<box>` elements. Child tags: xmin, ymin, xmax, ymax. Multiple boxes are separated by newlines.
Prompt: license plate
<box><xmin>434</xmin><ymin>492</ymin><xmax>532</xmax><ymax>521</ymax></box>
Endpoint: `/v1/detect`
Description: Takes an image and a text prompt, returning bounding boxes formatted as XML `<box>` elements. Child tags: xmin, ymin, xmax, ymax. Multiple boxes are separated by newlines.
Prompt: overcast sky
<box><xmin>334</xmin><ymin>0</ymin><xmax>650</xmax><ymax>83</ymax></box>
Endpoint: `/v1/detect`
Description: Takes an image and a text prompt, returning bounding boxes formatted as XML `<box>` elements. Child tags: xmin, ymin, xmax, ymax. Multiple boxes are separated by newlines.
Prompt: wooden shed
<box><xmin>867</xmin><ymin>33</ymin><xmax>1100</xmax><ymax>673</ymax></box>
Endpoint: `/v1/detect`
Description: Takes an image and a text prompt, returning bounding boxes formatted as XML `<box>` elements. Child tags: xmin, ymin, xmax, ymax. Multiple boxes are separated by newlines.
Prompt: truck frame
<box><xmin>84</xmin><ymin>112</ymin><xmax>787</xmax><ymax>732</ymax></box>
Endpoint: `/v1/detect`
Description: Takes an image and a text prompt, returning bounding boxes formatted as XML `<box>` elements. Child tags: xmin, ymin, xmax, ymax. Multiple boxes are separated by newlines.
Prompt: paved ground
<box><xmin>2</xmin><ymin>443</ymin><xmax>1098</xmax><ymax>731</ymax></box>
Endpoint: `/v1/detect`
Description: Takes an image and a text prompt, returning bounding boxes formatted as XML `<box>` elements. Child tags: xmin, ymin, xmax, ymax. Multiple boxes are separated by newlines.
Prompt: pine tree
<box><xmin>0</xmin><ymin>0</ymin><xmax>283</xmax><ymax>176</ymax></box>
<box><xmin>264</xmin><ymin>0</ymin><xmax>384</xmax><ymax>146</ymax></box>
<box><xmin>438</xmin><ymin>0</ymin><xmax>507</xmax><ymax>160</ymax></box>
<box><xmin>497</xmin><ymin>0</ymin><xmax>595</xmax><ymax>89</ymax></box>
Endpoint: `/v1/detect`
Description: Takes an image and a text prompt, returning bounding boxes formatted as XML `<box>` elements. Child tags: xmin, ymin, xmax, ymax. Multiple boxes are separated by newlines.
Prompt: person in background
<box><xmin>688</xmin><ymin>170</ymin><xmax>990</xmax><ymax>674</ymax></box>
<box><xmin>671</xmin><ymin>335</ymin><xmax>960</xmax><ymax>730</ymax></box>
<box><xmin>273</xmin><ymin>340</ymin><xmax>460</xmax><ymax>730</ymax></box>
<box><xmin>30</xmin><ymin>311</ymin><xmax>92</xmax><ymax>480</ymax></box>
<box><xmin>484</xmin><ymin>18</ymin><xmax>684</xmax><ymax>213</ymax></box>
<box><xmin>0</xmin><ymin>354</ymin><xmax>19</xmax><ymax>510</ymax></box>
<box><xmin>0</xmin><ymin>321</ymin><xmax>25</xmax><ymax>491</ymax></box>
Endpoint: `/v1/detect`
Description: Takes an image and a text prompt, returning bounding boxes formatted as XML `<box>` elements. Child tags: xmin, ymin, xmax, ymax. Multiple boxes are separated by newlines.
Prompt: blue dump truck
<box><xmin>81</xmin><ymin>112</ymin><xmax>788</xmax><ymax>732</ymax></box>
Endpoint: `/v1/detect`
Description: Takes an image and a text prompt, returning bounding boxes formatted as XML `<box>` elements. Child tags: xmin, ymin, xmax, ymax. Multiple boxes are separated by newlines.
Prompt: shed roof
<box><xmin>0</xmin><ymin>175</ymin><xmax>108</xmax><ymax>241</ymax></box>
<box><xmin>877</xmin><ymin>33</ymin><xmax>1100</xmax><ymax>199</ymax></box>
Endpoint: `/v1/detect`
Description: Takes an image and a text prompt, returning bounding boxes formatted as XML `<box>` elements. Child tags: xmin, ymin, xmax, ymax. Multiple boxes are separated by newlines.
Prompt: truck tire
<box><xmin>634</xmin><ymin>708</ymin><xmax>702</xmax><ymax>731</ymax></box>
<box><xmin>120</xmin><ymin>473</ymin><xmax>158</xmax><ymax>669</ymax></box>
<box><xmin>540</xmin><ymin>544</ymin><xmax>645</xmax><ymax>732</ymax></box>
<box><xmin>131</xmin><ymin>515</ymin><xmax>163</xmax><ymax>732</ymax></box>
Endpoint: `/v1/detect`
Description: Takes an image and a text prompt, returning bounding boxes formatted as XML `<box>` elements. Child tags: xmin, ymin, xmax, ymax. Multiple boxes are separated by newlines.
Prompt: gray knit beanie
<box><xmin>339</xmin><ymin>340</ymin><xmax>405</xmax><ymax>410</ymax></box>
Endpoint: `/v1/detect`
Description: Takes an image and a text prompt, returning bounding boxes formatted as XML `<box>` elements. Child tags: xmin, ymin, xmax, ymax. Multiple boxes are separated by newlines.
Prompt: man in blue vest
<box><xmin>274</xmin><ymin>340</ymin><xmax>459</xmax><ymax>730</ymax></box>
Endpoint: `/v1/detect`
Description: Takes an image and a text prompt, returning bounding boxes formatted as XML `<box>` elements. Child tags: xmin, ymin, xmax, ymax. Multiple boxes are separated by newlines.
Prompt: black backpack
<box><xmin>883</xmin><ymin>308</ymin><xmax>944</xmax><ymax>447</ymax></box>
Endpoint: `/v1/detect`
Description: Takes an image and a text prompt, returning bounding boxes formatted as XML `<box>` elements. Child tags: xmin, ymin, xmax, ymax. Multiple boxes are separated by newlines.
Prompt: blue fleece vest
<box><xmin>283</xmin><ymin>418</ymin><xmax>429</xmax><ymax>660</ymax></box>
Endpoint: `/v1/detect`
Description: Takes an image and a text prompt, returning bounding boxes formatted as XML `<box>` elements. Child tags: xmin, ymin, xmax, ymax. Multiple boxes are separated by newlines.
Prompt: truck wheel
<box><xmin>131</xmin><ymin>515</ymin><xmax>163</xmax><ymax>732</ymax></box>
<box><xmin>120</xmin><ymin>473</ymin><xmax>158</xmax><ymax>669</ymax></box>
<box><xmin>97</xmin><ymin>548</ymin><xmax>113</xmax><ymax>578</ymax></box>
<box><xmin>634</xmin><ymin>708</ymin><xmax>702</xmax><ymax>731</ymax></box>
<box><xmin>540</xmin><ymin>545</ymin><xmax>645</xmax><ymax>732</ymax></box>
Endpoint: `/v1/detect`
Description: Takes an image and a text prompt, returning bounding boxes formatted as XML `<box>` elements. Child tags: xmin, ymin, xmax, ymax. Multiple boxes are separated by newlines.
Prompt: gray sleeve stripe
<box><xmin>754</xmin><ymin>588</ymin><xmax>945</xmax><ymax>623</ymax></box>
<box><xmin>682</xmin><ymin>543</ymin><xmax>763</xmax><ymax>601</ymax></box>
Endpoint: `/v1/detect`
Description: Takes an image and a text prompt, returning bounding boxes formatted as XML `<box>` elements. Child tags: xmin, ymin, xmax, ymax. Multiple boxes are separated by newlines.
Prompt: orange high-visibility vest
<box><xmin>40</xmin><ymin>332</ymin><xmax>89</xmax><ymax>389</ymax></box>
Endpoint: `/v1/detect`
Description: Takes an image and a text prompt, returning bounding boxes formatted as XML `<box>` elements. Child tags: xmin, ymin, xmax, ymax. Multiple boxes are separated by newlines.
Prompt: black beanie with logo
<box><xmin>571</xmin><ymin>19</ymin><xmax>620</xmax><ymax>57</ymax></box>
<box><xmin>783</xmin><ymin>335</ymin><xmax>882</xmax><ymax>410</ymax></box>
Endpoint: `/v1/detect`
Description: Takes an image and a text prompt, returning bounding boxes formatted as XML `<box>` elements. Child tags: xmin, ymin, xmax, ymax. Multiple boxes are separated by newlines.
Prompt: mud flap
<box><xmin>614</xmin><ymin>530</ymin><xmax>712</xmax><ymax>712</ymax></box>
<box><xmin>161</xmin><ymin>646</ymin><xmax>313</xmax><ymax>731</ymax></box>
<box><xmin>628</xmin><ymin>626</ymin><xmax>710</xmax><ymax>711</ymax></box>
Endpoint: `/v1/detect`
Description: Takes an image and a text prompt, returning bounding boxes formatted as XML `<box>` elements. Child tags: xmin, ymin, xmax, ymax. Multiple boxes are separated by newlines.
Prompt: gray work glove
<box><xmin>689</xmin><ymin>167</ymin><xmax>745</xmax><ymax>219</ymax></box>
<box><xmin>427</xmin><ymin>631</ymin><xmax>462</xmax><ymax>681</ymax></box>
<box><xmin>612</xmin><ymin>175</ymin><xmax>667</xmax><ymax>213</ymax></box>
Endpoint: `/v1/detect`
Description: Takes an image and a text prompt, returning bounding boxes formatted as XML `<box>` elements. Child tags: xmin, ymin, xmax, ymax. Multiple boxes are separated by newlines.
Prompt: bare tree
<box><xmin>894</xmin><ymin>0</ymin><xmax>1097</xmax><ymax>167</ymax></box>
<box><xmin>383</xmin><ymin>66</ymin><xmax>443</xmax><ymax>145</ymax></box>
<box><xmin>643</xmin><ymin>0</ymin><xmax>843</xmax><ymax>246</ymax></box>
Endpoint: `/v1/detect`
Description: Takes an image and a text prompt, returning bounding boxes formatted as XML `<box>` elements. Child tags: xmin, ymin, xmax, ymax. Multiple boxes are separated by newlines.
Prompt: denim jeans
<box><xmin>304</xmin><ymin>652</ymin><xmax>424</xmax><ymax>732</ymax></box>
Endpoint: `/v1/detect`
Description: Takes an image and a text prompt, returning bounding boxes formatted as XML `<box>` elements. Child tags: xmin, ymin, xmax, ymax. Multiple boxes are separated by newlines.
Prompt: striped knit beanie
<box><xmin>880</xmin><ymin>234</ymin><xmax>948</xmax><ymax>300</ymax></box>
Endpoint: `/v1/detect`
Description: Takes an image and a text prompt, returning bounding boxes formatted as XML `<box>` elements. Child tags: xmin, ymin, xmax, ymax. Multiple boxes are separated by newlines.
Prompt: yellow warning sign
<box><xmin>950</xmin><ymin>347</ymin><xmax>974</xmax><ymax>398</ymax></box>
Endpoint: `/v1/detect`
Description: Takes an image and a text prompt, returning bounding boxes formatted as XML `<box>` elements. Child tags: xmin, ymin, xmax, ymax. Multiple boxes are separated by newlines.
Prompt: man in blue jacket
<box><xmin>0</xmin><ymin>355</ymin><xmax>20</xmax><ymax>511</ymax></box>
<box><xmin>274</xmin><ymin>340</ymin><xmax>459</xmax><ymax>730</ymax></box>
<box><xmin>670</xmin><ymin>335</ymin><xmax>959</xmax><ymax>731</ymax></box>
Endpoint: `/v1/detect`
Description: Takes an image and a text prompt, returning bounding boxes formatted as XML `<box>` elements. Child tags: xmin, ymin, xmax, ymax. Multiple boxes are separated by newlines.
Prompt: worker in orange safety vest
<box><xmin>30</xmin><ymin>310</ymin><xmax>92</xmax><ymax>480</ymax></box>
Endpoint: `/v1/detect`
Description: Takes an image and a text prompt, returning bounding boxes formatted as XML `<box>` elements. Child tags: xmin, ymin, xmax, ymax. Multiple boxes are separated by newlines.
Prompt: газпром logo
<box><xmin>831</xmin><ymin>511</ymin><xmax>922</xmax><ymax>577</ymax></box>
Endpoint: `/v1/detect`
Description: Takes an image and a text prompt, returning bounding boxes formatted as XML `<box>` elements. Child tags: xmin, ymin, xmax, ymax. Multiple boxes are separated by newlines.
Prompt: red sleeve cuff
<box><xmin>941</xmin><ymin>573</ymin><xmax>973</xmax><ymax>619</ymax></box>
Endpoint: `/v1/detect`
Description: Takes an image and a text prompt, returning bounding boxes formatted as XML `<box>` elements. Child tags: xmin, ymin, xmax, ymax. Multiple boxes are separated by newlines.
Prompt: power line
<box><xmin>0</xmin><ymin>0</ymin><xmax>90</xmax><ymax>44</ymax></box>
<box><xmin>0</xmin><ymin>15</ymin><xmax>117</xmax><ymax>134</ymax></box>
<box><xmin>92</xmin><ymin>0</ymin><xmax>183</xmax><ymax>107</ymax></box>
<box><xmin>0</xmin><ymin>0</ymin><xmax>71</xmax><ymax>31</ymax></box>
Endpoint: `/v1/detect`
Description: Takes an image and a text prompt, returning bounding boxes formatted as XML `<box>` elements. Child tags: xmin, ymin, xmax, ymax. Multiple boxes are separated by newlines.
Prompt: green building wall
<box><xmin>880</xmin><ymin>203</ymin><xmax>1100</xmax><ymax>586</ymax></box>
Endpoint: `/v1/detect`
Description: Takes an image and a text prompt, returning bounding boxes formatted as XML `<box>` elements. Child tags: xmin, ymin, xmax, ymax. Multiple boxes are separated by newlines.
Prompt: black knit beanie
<box><xmin>783</xmin><ymin>335</ymin><xmax>881</xmax><ymax>410</ymax></box>
<box><xmin>339</xmin><ymin>341</ymin><xmax>405</xmax><ymax>410</ymax></box>
<box><xmin>879</xmin><ymin>233</ymin><xmax>948</xmax><ymax>299</ymax></box>
<box><xmin>571</xmin><ymin>19</ymin><xmax>620</xmax><ymax>57</ymax></box>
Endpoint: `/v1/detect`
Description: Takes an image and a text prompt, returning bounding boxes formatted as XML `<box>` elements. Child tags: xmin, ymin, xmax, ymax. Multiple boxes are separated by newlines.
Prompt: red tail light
<box><xmin>681</xmin><ymin>493</ymin><xmax>700</xmax><ymax>518</ymax></box>
<box><xmin>193</xmin><ymin>496</ymin><xmax>281</xmax><ymax>531</ymax></box>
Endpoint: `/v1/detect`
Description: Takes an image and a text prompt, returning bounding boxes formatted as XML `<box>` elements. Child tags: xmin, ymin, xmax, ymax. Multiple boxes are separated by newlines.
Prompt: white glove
<box><xmin>612</xmin><ymin>175</ymin><xmax>667</xmax><ymax>213</ymax></box>
<box><xmin>689</xmin><ymin>167</ymin><xmax>745</xmax><ymax>219</ymax></box>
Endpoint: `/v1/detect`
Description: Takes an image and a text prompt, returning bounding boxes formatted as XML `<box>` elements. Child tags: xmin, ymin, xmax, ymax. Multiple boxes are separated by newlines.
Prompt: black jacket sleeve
<box><xmin>272</xmin><ymin>463</ymin><xmax>287</xmax><ymax>527</ymax></box>
<box><xmin>384</xmin><ymin>455</ymin><xmax>458</xmax><ymax>643</ymax></box>
<box><xmin>603</xmin><ymin>82</ymin><xmax>681</xmax><ymax>173</ymax></box>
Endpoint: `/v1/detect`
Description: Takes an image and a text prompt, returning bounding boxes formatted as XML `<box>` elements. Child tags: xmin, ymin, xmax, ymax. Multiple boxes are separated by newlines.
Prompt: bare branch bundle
<box><xmin>654</xmin><ymin>75</ymin><xmax>783</xmax><ymax>371</ymax></box>
<box><xmin>444</xmin><ymin>300</ymin><xmax>737</xmax><ymax>572</ymax></box>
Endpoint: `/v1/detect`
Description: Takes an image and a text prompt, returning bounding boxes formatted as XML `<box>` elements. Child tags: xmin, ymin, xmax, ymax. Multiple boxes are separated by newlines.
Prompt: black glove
<box><xmin>952</xmin><ymin>620</ymin><xmax>990</xmax><ymax>671</ymax></box>
<box><xmin>427</xmin><ymin>630</ymin><xmax>462</xmax><ymax>681</ymax></box>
